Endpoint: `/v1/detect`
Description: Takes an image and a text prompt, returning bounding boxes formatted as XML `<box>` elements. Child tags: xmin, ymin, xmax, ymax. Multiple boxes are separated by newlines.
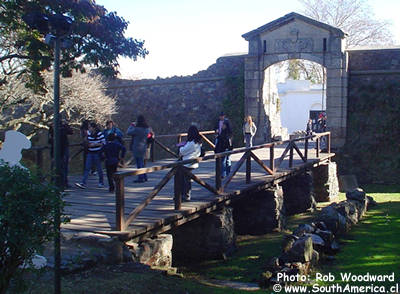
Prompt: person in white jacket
<box><xmin>243</xmin><ymin>115</ymin><xmax>257</xmax><ymax>147</ymax></box>
<box><xmin>179</xmin><ymin>125</ymin><xmax>202</xmax><ymax>201</ymax></box>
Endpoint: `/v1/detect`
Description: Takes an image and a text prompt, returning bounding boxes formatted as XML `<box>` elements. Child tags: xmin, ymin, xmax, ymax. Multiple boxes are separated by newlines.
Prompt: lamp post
<box><xmin>23</xmin><ymin>12</ymin><xmax>72</xmax><ymax>294</ymax></box>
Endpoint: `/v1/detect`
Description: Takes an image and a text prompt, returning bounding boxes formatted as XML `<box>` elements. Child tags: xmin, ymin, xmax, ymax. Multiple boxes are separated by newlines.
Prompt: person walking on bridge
<box><xmin>127</xmin><ymin>115</ymin><xmax>151</xmax><ymax>183</ymax></box>
<box><xmin>215</xmin><ymin>121</ymin><xmax>233</xmax><ymax>178</ymax></box>
<box><xmin>178</xmin><ymin>125</ymin><xmax>202</xmax><ymax>201</ymax></box>
<box><xmin>76</xmin><ymin>122</ymin><xmax>105</xmax><ymax>189</ymax></box>
<box><xmin>243</xmin><ymin>115</ymin><xmax>257</xmax><ymax>147</ymax></box>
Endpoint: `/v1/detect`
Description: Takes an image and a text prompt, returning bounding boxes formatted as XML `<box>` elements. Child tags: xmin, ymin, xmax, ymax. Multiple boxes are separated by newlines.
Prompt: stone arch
<box><xmin>242</xmin><ymin>12</ymin><xmax>348</xmax><ymax>147</ymax></box>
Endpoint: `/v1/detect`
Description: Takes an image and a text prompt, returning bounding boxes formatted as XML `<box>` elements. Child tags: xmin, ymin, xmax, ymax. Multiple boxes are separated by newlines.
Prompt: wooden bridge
<box><xmin>59</xmin><ymin>131</ymin><xmax>334</xmax><ymax>241</ymax></box>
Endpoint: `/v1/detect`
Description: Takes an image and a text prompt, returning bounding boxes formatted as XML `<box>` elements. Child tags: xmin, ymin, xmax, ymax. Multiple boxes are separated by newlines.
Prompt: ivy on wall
<box><xmin>222</xmin><ymin>73</ymin><xmax>245</xmax><ymax>147</ymax></box>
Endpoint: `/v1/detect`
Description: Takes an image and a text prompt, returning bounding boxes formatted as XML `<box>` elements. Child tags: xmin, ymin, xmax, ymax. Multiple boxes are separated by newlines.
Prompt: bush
<box><xmin>0</xmin><ymin>162</ymin><xmax>63</xmax><ymax>294</ymax></box>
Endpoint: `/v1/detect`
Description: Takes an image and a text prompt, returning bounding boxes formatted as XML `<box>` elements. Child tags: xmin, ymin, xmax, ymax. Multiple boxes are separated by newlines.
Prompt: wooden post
<box><xmin>174</xmin><ymin>166</ymin><xmax>183</xmax><ymax>210</ymax></box>
<box><xmin>246</xmin><ymin>151</ymin><xmax>251</xmax><ymax>184</ymax></box>
<box><xmin>289</xmin><ymin>142</ymin><xmax>294</xmax><ymax>168</ymax></box>
<box><xmin>150</xmin><ymin>141</ymin><xmax>155</xmax><ymax>162</ymax></box>
<box><xmin>216</xmin><ymin>157</ymin><xmax>222</xmax><ymax>191</ymax></box>
<box><xmin>270</xmin><ymin>145</ymin><xmax>275</xmax><ymax>172</ymax></box>
<box><xmin>327</xmin><ymin>133</ymin><xmax>331</xmax><ymax>154</ymax></box>
<box><xmin>115</xmin><ymin>177</ymin><xmax>125</xmax><ymax>231</ymax></box>
<box><xmin>304</xmin><ymin>139</ymin><xmax>308</xmax><ymax>161</ymax></box>
<box><xmin>316</xmin><ymin>138</ymin><xmax>320</xmax><ymax>158</ymax></box>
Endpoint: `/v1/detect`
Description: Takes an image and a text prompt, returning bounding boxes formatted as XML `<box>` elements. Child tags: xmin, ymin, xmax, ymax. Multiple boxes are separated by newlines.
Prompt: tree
<box><xmin>0</xmin><ymin>163</ymin><xmax>63</xmax><ymax>294</ymax></box>
<box><xmin>0</xmin><ymin>71</ymin><xmax>116</xmax><ymax>138</ymax></box>
<box><xmin>285</xmin><ymin>0</ymin><xmax>394</xmax><ymax>83</ymax></box>
<box><xmin>0</xmin><ymin>0</ymin><xmax>148</xmax><ymax>92</ymax></box>
<box><xmin>299</xmin><ymin>0</ymin><xmax>394</xmax><ymax>47</ymax></box>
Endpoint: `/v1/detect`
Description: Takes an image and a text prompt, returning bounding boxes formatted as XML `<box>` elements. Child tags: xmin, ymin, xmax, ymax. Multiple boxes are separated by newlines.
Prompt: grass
<box><xmin>318</xmin><ymin>184</ymin><xmax>400</xmax><ymax>286</ymax></box>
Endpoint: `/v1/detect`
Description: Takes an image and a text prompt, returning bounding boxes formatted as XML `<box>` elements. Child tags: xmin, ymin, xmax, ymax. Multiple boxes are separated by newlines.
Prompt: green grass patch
<box><xmin>319</xmin><ymin>185</ymin><xmax>400</xmax><ymax>286</ymax></box>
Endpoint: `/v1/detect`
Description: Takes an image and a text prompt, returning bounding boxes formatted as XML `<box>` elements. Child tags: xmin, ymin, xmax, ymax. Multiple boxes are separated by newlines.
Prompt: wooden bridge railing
<box><xmin>27</xmin><ymin>130</ymin><xmax>217</xmax><ymax>171</ymax></box>
<box><xmin>113</xmin><ymin>132</ymin><xmax>331</xmax><ymax>231</ymax></box>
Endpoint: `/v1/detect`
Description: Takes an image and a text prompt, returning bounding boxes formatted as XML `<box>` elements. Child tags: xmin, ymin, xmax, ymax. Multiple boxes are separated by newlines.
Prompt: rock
<box><xmin>314</xmin><ymin>229</ymin><xmax>334</xmax><ymax>245</ymax></box>
<box><xmin>286</xmin><ymin>236</ymin><xmax>313</xmax><ymax>263</ymax></box>
<box><xmin>311</xmin><ymin>250</ymin><xmax>319</xmax><ymax>266</ymax></box>
<box><xmin>348</xmin><ymin>198</ymin><xmax>368</xmax><ymax>220</ymax></box>
<box><xmin>334</xmin><ymin>201</ymin><xmax>359</xmax><ymax>225</ymax></box>
<box><xmin>130</xmin><ymin>234</ymin><xmax>173</xmax><ymax>268</ymax></box>
<box><xmin>346</xmin><ymin>188</ymin><xmax>366</xmax><ymax>202</ymax></box>
<box><xmin>291</xmin><ymin>262</ymin><xmax>307</xmax><ymax>275</ymax></box>
<box><xmin>367</xmin><ymin>196</ymin><xmax>377</xmax><ymax>208</ymax></box>
<box><xmin>304</xmin><ymin>234</ymin><xmax>325</xmax><ymax>251</ymax></box>
<box><xmin>293</xmin><ymin>224</ymin><xmax>315</xmax><ymax>236</ymax></box>
<box><xmin>319</xmin><ymin>205</ymin><xmax>349</xmax><ymax>235</ymax></box>
<box><xmin>315</xmin><ymin>221</ymin><xmax>328</xmax><ymax>231</ymax></box>
<box><xmin>282</xmin><ymin>235</ymin><xmax>296</xmax><ymax>253</ymax></box>
<box><xmin>265</xmin><ymin>257</ymin><xmax>281</xmax><ymax>272</ymax></box>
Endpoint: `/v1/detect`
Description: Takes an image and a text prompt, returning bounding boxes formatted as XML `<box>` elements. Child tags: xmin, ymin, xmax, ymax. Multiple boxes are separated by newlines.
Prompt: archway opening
<box><xmin>261</xmin><ymin>59</ymin><xmax>326</xmax><ymax>141</ymax></box>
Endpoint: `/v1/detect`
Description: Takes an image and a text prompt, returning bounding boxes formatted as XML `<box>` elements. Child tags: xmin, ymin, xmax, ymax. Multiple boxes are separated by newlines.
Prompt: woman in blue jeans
<box><xmin>127</xmin><ymin>115</ymin><xmax>151</xmax><ymax>183</ymax></box>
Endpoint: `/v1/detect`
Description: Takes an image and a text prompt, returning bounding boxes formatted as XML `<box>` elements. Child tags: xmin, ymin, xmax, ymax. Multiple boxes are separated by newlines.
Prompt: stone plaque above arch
<box><xmin>242</xmin><ymin>12</ymin><xmax>348</xmax><ymax>148</ymax></box>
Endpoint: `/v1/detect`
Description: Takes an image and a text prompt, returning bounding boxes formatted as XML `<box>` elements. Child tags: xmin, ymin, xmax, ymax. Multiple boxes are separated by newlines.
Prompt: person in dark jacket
<box><xmin>214</xmin><ymin>121</ymin><xmax>233</xmax><ymax>178</ymax></box>
<box><xmin>126</xmin><ymin>115</ymin><xmax>151</xmax><ymax>183</ymax></box>
<box><xmin>102</xmin><ymin>133</ymin><xmax>126</xmax><ymax>192</ymax></box>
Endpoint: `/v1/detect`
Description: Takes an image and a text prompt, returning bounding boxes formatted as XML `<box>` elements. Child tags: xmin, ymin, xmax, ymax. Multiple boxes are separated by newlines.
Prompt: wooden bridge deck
<box><xmin>62</xmin><ymin>145</ymin><xmax>334</xmax><ymax>240</ymax></box>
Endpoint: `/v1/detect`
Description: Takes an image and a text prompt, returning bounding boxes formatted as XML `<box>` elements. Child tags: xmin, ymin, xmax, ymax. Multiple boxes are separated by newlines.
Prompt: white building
<box><xmin>277</xmin><ymin>79</ymin><xmax>326</xmax><ymax>134</ymax></box>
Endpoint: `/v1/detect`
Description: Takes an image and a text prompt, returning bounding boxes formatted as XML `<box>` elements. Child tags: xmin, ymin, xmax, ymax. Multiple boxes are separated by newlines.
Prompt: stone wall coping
<box><xmin>105</xmin><ymin>75</ymin><xmax>239</xmax><ymax>90</ymax></box>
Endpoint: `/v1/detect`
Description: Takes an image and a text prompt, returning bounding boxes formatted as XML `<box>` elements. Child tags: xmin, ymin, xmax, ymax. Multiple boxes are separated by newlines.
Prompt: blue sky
<box><xmin>96</xmin><ymin>0</ymin><xmax>400</xmax><ymax>79</ymax></box>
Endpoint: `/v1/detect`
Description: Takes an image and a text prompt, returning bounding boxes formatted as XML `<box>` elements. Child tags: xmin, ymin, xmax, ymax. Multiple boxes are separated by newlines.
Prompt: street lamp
<box><xmin>23</xmin><ymin>12</ymin><xmax>73</xmax><ymax>294</ymax></box>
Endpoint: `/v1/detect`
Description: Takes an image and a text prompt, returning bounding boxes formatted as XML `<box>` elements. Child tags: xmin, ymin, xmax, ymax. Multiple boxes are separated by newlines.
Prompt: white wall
<box><xmin>277</xmin><ymin>79</ymin><xmax>326</xmax><ymax>134</ymax></box>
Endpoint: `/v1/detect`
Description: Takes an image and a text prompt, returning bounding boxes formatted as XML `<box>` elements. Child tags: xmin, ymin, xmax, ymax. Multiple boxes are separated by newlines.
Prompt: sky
<box><xmin>96</xmin><ymin>0</ymin><xmax>400</xmax><ymax>79</ymax></box>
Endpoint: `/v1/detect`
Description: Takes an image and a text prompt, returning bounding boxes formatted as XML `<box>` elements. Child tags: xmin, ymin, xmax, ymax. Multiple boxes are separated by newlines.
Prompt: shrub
<box><xmin>0</xmin><ymin>162</ymin><xmax>63</xmax><ymax>294</ymax></box>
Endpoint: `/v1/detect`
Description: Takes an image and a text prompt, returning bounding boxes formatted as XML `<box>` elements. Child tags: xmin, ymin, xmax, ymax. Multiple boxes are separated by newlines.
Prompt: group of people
<box><xmin>55</xmin><ymin>112</ymin><xmax>259</xmax><ymax>202</ymax></box>
<box><xmin>306</xmin><ymin>112</ymin><xmax>327</xmax><ymax>136</ymax></box>
<box><xmin>74</xmin><ymin>115</ymin><xmax>153</xmax><ymax>192</ymax></box>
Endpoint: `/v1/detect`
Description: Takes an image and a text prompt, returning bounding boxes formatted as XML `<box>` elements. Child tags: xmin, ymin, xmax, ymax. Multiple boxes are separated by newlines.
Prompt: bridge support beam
<box><xmin>312</xmin><ymin>162</ymin><xmax>339</xmax><ymax>202</ymax></box>
<box><xmin>169</xmin><ymin>207</ymin><xmax>236</xmax><ymax>265</ymax></box>
<box><xmin>232</xmin><ymin>185</ymin><xmax>285</xmax><ymax>234</ymax></box>
<box><xmin>281</xmin><ymin>171</ymin><xmax>316</xmax><ymax>215</ymax></box>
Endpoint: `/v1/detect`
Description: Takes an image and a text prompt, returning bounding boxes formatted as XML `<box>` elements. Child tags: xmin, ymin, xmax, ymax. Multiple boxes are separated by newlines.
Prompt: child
<box><xmin>102</xmin><ymin>133</ymin><xmax>126</xmax><ymax>192</ymax></box>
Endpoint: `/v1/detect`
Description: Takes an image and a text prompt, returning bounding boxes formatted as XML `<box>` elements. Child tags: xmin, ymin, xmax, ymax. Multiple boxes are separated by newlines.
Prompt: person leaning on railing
<box><xmin>178</xmin><ymin>125</ymin><xmax>202</xmax><ymax>201</ymax></box>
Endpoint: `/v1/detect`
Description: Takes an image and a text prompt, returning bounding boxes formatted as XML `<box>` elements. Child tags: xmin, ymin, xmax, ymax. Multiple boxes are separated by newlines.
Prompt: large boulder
<box><xmin>318</xmin><ymin>205</ymin><xmax>349</xmax><ymax>235</ymax></box>
<box><xmin>334</xmin><ymin>201</ymin><xmax>359</xmax><ymax>225</ymax></box>
<box><xmin>128</xmin><ymin>234</ymin><xmax>173</xmax><ymax>268</ymax></box>
<box><xmin>285</xmin><ymin>236</ymin><xmax>313</xmax><ymax>263</ymax></box>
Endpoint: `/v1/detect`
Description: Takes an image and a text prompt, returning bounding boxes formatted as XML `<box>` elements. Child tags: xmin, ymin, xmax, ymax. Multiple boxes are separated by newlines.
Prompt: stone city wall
<box><xmin>105</xmin><ymin>55</ymin><xmax>245</xmax><ymax>137</ymax></box>
<box><xmin>340</xmin><ymin>48</ymin><xmax>400</xmax><ymax>184</ymax></box>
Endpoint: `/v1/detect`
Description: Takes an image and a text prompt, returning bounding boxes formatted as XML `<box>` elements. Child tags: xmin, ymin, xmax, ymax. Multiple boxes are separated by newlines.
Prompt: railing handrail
<box><xmin>114</xmin><ymin>132</ymin><xmax>330</xmax><ymax>179</ymax></box>
<box><xmin>27</xmin><ymin>130</ymin><xmax>217</xmax><ymax>150</ymax></box>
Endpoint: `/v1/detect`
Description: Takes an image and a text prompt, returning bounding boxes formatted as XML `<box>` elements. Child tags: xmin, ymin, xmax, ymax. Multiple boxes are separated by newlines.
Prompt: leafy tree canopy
<box><xmin>0</xmin><ymin>0</ymin><xmax>148</xmax><ymax>92</ymax></box>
